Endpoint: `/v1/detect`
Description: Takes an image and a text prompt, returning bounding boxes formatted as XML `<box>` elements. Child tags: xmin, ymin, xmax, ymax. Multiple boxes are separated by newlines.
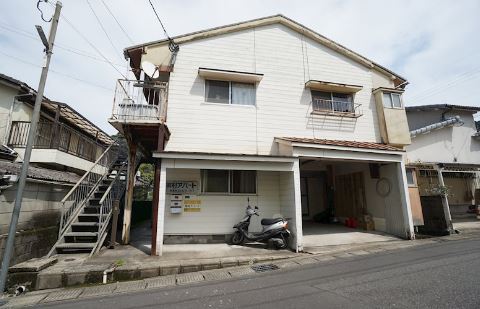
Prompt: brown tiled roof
<box><xmin>277</xmin><ymin>137</ymin><xmax>403</xmax><ymax>152</ymax></box>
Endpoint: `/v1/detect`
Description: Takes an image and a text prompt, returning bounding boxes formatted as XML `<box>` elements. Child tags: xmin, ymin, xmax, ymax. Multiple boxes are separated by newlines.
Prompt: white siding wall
<box><xmin>279</xmin><ymin>171</ymin><xmax>300</xmax><ymax>250</ymax></box>
<box><xmin>406</xmin><ymin>110</ymin><xmax>480</xmax><ymax>165</ymax></box>
<box><xmin>164</xmin><ymin>24</ymin><xmax>385</xmax><ymax>155</ymax></box>
<box><xmin>0</xmin><ymin>84</ymin><xmax>18</xmax><ymax>144</ymax></box>
<box><xmin>163</xmin><ymin>169</ymin><xmax>282</xmax><ymax>234</ymax></box>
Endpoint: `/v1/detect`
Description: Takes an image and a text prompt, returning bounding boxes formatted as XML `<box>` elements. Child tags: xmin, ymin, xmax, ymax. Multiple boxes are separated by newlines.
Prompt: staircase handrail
<box><xmin>91</xmin><ymin>162</ymin><xmax>127</xmax><ymax>256</ymax></box>
<box><xmin>57</xmin><ymin>141</ymin><xmax>120</xmax><ymax>238</ymax></box>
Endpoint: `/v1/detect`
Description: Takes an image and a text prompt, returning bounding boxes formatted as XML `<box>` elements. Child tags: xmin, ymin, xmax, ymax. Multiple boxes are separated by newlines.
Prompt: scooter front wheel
<box><xmin>230</xmin><ymin>231</ymin><xmax>245</xmax><ymax>245</ymax></box>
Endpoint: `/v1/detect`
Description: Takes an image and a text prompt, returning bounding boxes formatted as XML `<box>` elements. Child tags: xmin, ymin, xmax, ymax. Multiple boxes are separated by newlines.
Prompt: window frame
<box><xmin>382</xmin><ymin>92</ymin><xmax>403</xmax><ymax>109</ymax></box>
<box><xmin>201</xmin><ymin>169</ymin><xmax>258</xmax><ymax>195</ymax></box>
<box><xmin>204</xmin><ymin>79</ymin><xmax>256</xmax><ymax>106</ymax></box>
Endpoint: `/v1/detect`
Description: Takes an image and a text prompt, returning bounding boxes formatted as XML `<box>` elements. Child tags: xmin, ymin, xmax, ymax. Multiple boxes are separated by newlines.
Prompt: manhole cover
<box><xmin>251</xmin><ymin>264</ymin><xmax>279</xmax><ymax>273</ymax></box>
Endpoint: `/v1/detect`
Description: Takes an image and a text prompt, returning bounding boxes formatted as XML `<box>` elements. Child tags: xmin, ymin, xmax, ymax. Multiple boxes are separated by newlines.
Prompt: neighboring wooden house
<box><xmin>0</xmin><ymin>73</ymin><xmax>114</xmax><ymax>264</ymax></box>
<box><xmin>405</xmin><ymin>104</ymin><xmax>480</xmax><ymax>234</ymax></box>
<box><xmin>105</xmin><ymin>15</ymin><xmax>416</xmax><ymax>256</ymax></box>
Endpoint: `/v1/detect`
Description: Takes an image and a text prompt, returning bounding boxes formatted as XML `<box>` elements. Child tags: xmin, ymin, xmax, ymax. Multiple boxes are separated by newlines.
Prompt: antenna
<box><xmin>141</xmin><ymin>60</ymin><xmax>159</xmax><ymax>79</ymax></box>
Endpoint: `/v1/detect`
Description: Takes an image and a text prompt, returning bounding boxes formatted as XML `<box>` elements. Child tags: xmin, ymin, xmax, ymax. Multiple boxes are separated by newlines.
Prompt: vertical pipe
<box><xmin>435</xmin><ymin>164</ymin><xmax>454</xmax><ymax>233</ymax></box>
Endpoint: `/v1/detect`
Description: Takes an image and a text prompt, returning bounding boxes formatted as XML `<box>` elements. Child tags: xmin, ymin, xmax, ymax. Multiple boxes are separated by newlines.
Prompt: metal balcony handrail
<box><xmin>111</xmin><ymin>79</ymin><xmax>168</xmax><ymax>122</ymax></box>
<box><xmin>57</xmin><ymin>141</ymin><xmax>120</xmax><ymax>239</ymax></box>
<box><xmin>311</xmin><ymin>98</ymin><xmax>362</xmax><ymax>117</ymax></box>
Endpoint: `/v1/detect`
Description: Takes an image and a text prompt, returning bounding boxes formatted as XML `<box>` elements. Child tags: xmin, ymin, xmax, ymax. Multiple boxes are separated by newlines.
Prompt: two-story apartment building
<box><xmin>0</xmin><ymin>73</ymin><xmax>114</xmax><ymax>264</ymax></box>
<box><xmin>405</xmin><ymin>104</ymin><xmax>480</xmax><ymax>234</ymax></box>
<box><xmin>110</xmin><ymin>15</ymin><xmax>415</xmax><ymax>256</ymax></box>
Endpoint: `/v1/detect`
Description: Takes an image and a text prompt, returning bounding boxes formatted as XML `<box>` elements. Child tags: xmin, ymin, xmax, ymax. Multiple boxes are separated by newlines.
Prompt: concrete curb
<box><xmin>3</xmin><ymin>231</ymin><xmax>479</xmax><ymax>307</ymax></box>
<box><xmin>7</xmin><ymin>253</ymin><xmax>297</xmax><ymax>293</ymax></box>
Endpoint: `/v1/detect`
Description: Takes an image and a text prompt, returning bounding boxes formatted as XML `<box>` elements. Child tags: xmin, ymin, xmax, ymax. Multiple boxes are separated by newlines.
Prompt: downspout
<box><xmin>410</xmin><ymin>116</ymin><xmax>463</xmax><ymax>138</ymax></box>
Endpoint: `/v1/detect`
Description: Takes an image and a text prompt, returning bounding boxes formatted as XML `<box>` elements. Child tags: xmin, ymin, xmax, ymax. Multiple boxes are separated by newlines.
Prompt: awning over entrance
<box><xmin>275</xmin><ymin>137</ymin><xmax>405</xmax><ymax>163</ymax></box>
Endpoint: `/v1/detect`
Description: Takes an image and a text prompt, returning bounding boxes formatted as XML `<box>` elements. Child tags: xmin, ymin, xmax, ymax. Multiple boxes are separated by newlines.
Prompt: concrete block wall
<box><xmin>0</xmin><ymin>181</ymin><xmax>69</xmax><ymax>265</ymax></box>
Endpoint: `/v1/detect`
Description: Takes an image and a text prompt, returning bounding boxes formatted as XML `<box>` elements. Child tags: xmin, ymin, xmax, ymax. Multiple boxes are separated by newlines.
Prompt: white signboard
<box><xmin>166</xmin><ymin>181</ymin><xmax>199</xmax><ymax>194</ymax></box>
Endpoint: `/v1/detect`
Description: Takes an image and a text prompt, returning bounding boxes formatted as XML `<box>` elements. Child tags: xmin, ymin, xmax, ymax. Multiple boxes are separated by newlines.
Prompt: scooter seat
<box><xmin>261</xmin><ymin>218</ymin><xmax>283</xmax><ymax>225</ymax></box>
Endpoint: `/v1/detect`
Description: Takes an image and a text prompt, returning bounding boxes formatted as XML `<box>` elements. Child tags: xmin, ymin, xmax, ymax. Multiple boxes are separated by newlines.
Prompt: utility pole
<box><xmin>0</xmin><ymin>1</ymin><xmax>62</xmax><ymax>296</ymax></box>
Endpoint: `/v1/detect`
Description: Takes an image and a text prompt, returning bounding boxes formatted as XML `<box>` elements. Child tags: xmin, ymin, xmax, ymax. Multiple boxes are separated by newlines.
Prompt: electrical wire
<box><xmin>85</xmin><ymin>0</ymin><xmax>124</xmax><ymax>62</ymax></box>
<box><xmin>36</xmin><ymin>0</ymin><xmax>52</xmax><ymax>22</ymax></box>
<box><xmin>99</xmin><ymin>0</ymin><xmax>134</xmax><ymax>44</ymax></box>
<box><xmin>46</xmin><ymin>1</ymin><xmax>127</xmax><ymax>79</ymax></box>
<box><xmin>0</xmin><ymin>24</ymin><xmax>125</xmax><ymax>68</ymax></box>
<box><xmin>147</xmin><ymin>0</ymin><xmax>178</xmax><ymax>52</ymax></box>
<box><xmin>0</xmin><ymin>50</ymin><xmax>114</xmax><ymax>92</ymax></box>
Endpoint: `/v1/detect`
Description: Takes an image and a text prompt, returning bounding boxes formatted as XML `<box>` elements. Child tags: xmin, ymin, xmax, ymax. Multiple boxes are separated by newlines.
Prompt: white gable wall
<box><xmin>406</xmin><ymin>109</ymin><xmax>480</xmax><ymax>165</ymax></box>
<box><xmin>163</xmin><ymin>23</ymin><xmax>391</xmax><ymax>155</ymax></box>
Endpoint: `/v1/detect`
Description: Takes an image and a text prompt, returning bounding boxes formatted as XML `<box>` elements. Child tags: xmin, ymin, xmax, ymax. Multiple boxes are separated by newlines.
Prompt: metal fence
<box><xmin>111</xmin><ymin>79</ymin><xmax>168</xmax><ymax>122</ymax></box>
<box><xmin>311</xmin><ymin>99</ymin><xmax>362</xmax><ymax>117</ymax></box>
<box><xmin>8</xmin><ymin>120</ymin><xmax>106</xmax><ymax>162</ymax></box>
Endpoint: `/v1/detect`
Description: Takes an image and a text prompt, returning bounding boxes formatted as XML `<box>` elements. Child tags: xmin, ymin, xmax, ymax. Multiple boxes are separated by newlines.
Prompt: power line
<box><xmin>85</xmin><ymin>0</ymin><xmax>124</xmax><ymax>62</ymax></box>
<box><xmin>147</xmin><ymin>0</ymin><xmax>178</xmax><ymax>52</ymax></box>
<box><xmin>0</xmin><ymin>50</ymin><xmax>114</xmax><ymax>92</ymax></box>
<box><xmin>99</xmin><ymin>0</ymin><xmax>134</xmax><ymax>44</ymax></box>
<box><xmin>0</xmin><ymin>24</ymin><xmax>125</xmax><ymax>68</ymax></box>
<box><xmin>46</xmin><ymin>1</ymin><xmax>127</xmax><ymax>79</ymax></box>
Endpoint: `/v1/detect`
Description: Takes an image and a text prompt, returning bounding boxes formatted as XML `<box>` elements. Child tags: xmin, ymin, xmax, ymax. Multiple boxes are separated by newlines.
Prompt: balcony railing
<box><xmin>111</xmin><ymin>79</ymin><xmax>168</xmax><ymax>122</ymax></box>
<box><xmin>8</xmin><ymin>120</ymin><xmax>106</xmax><ymax>162</ymax></box>
<box><xmin>311</xmin><ymin>99</ymin><xmax>362</xmax><ymax>118</ymax></box>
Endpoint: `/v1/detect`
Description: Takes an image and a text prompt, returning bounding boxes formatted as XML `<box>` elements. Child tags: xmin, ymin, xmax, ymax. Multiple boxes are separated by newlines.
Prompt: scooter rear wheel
<box><xmin>230</xmin><ymin>231</ymin><xmax>245</xmax><ymax>245</ymax></box>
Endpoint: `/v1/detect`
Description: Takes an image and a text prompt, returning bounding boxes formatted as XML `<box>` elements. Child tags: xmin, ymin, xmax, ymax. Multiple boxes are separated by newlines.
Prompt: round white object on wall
<box><xmin>141</xmin><ymin>61</ymin><xmax>159</xmax><ymax>79</ymax></box>
<box><xmin>376</xmin><ymin>178</ymin><xmax>391</xmax><ymax>197</ymax></box>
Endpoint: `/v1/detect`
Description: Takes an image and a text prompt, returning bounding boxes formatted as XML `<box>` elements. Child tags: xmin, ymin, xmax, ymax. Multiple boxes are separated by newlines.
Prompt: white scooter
<box><xmin>231</xmin><ymin>199</ymin><xmax>290</xmax><ymax>249</ymax></box>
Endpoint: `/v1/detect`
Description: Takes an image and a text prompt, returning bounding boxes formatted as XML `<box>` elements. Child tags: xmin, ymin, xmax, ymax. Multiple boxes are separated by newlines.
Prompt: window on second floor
<box><xmin>205</xmin><ymin>80</ymin><xmax>256</xmax><ymax>106</ymax></box>
<box><xmin>311</xmin><ymin>90</ymin><xmax>354</xmax><ymax>113</ymax></box>
<box><xmin>383</xmin><ymin>92</ymin><xmax>402</xmax><ymax>109</ymax></box>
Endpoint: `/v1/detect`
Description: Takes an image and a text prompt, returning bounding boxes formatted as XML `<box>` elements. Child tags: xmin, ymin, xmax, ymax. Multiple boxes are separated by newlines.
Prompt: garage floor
<box><xmin>302</xmin><ymin>221</ymin><xmax>399</xmax><ymax>249</ymax></box>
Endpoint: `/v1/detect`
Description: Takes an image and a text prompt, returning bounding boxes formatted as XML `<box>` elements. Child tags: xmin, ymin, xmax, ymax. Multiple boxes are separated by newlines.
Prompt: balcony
<box><xmin>311</xmin><ymin>99</ymin><xmax>362</xmax><ymax>118</ymax></box>
<box><xmin>110</xmin><ymin>79</ymin><xmax>168</xmax><ymax>124</ymax></box>
<box><xmin>8</xmin><ymin>121</ymin><xmax>107</xmax><ymax>164</ymax></box>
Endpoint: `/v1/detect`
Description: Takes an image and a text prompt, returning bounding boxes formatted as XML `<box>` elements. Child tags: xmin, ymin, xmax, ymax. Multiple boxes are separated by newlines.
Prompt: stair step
<box><xmin>84</xmin><ymin>207</ymin><xmax>101</xmax><ymax>214</ymax></box>
<box><xmin>72</xmin><ymin>222</ymin><xmax>99</xmax><ymax>226</ymax></box>
<box><xmin>64</xmin><ymin>232</ymin><xmax>98</xmax><ymax>237</ymax></box>
<box><xmin>56</xmin><ymin>243</ymin><xmax>96</xmax><ymax>249</ymax></box>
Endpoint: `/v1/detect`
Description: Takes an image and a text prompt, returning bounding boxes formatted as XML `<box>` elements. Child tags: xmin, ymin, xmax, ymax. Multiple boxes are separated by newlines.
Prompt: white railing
<box><xmin>111</xmin><ymin>79</ymin><xmax>168</xmax><ymax>122</ymax></box>
<box><xmin>311</xmin><ymin>99</ymin><xmax>362</xmax><ymax>118</ymax></box>
<box><xmin>57</xmin><ymin>142</ymin><xmax>120</xmax><ymax>239</ymax></box>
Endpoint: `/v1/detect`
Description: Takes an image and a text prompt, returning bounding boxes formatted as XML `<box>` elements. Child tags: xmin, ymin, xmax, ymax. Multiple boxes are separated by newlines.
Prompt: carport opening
<box><xmin>300</xmin><ymin>158</ymin><xmax>404</xmax><ymax>248</ymax></box>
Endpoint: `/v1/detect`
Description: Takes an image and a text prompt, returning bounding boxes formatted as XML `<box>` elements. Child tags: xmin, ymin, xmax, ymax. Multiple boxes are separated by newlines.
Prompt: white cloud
<box><xmin>1</xmin><ymin>0</ymin><xmax>479</xmax><ymax>135</ymax></box>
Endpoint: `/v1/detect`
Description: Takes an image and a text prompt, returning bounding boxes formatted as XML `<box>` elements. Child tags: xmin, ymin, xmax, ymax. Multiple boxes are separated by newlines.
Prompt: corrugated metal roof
<box><xmin>277</xmin><ymin>137</ymin><xmax>403</xmax><ymax>152</ymax></box>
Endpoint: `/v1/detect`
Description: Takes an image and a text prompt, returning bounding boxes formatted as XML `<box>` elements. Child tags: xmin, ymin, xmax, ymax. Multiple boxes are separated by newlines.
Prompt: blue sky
<box><xmin>1</xmin><ymin>0</ymin><xmax>479</xmax><ymax>134</ymax></box>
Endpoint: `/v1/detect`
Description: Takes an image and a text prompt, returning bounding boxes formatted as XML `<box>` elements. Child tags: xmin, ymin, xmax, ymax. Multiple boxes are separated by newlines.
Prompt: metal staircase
<box><xmin>48</xmin><ymin>142</ymin><xmax>127</xmax><ymax>257</ymax></box>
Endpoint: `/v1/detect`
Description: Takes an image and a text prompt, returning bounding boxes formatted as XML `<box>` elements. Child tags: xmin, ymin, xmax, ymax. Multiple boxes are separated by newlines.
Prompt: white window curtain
<box><xmin>231</xmin><ymin>82</ymin><xmax>255</xmax><ymax>105</ymax></box>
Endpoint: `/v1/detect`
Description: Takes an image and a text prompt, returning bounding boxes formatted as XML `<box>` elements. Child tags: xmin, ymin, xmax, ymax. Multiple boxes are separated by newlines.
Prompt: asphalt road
<box><xmin>42</xmin><ymin>236</ymin><xmax>480</xmax><ymax>309</ymax></box>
